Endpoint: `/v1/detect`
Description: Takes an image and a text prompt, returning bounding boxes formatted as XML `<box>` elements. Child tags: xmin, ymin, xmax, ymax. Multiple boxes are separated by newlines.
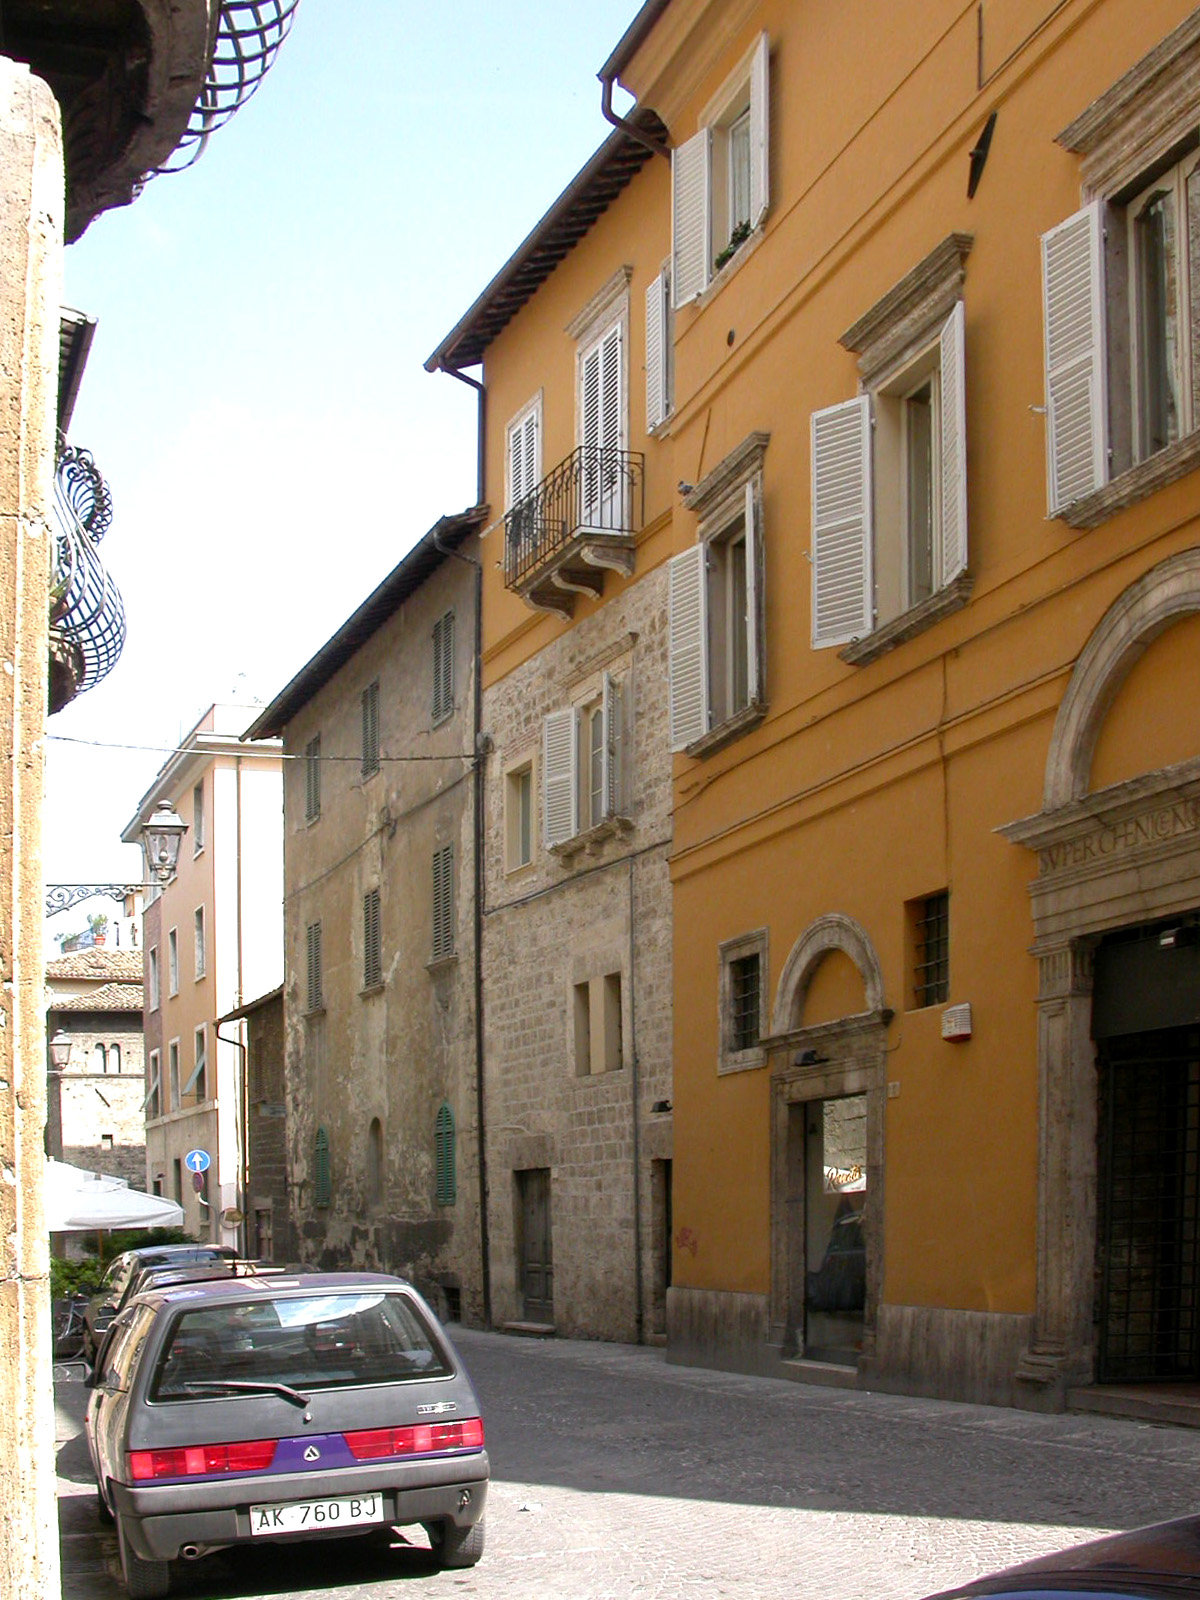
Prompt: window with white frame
<box><xmin>432</xmin><ymin>843</ymin><xmax>455</xmax><ymax>963</ymax></box>
<box><xmin>168</xmin><ymin>1038</ymin><xmax>180</xmax><ymax>1111</ymax></box>
<box><xmin>672</xmin><ymin>32</ymin><xmax>769</xmax><ymax>304</ymax></box>
<box><xmin>193</xmin><ymin>906</ymin><xmax>206</xmax><ymax>980</ymax></box>
<box><xmin>646</xmin><ymin>263</ymin><xmax>674</xmax><ymax>431</ymax></box>
<box><xmin>543</xmin><ymin>674</ymin><xmax>629</xmax><ymax>848</ymax></box>
<box><xmin>668</xmin><ymin>433</ymin><xmax>767</xmax><ymax>753</ymax></box>
<box><xmin>184</xmin><ymin>1025</ymin><xmax>207</xmax><ymax>1103</ymax></box>
<box><xmin>505</xmin><ymin>758</ymin><xmax>535</xmax><ymax>872</ymax></box>
<box><xmin>432</xmin><ymin>610</ymin><xmax>455</xmax><ymax>724</ymax></box>
<box><xmin>305</xmin><ymin>735</ymin><xmax>321</xmax><ymax>822</ymax></box>
<box><xmin>146</xmin><ymin>1049</ymin><xmax>161</xmax><ymax>1119</ymax></box>
<box><xmin>167</xmin><ymin>928</ymin><xmax>179</xmax><ymax>996</ymax></box>
<box><xmin>507</xmin><ymin>394</ymin><xmax>541</xmax><ymax>511</ymax></box>
<box><xmin>148</xmin><ymin>946</ymin><xmax>160</xmax><ymax>1011</ymax></box>
<box><xmin>1046</xmin><ymin>14</ymin><xmax>1200</xmax><ymax>522</ymax></box>
<box><xmin>811</xmin><ymin>236</ymin><xmax>970</xmax><ymax>659</ymax></box>
<box><xmin>578</xmin><ymin>317</ymin><xmax>625</xmax><ymax>529</ymax></box>
<box><xmin>192</xmin><ymin>779</ymin><xmax>205</xmax><ymax>854</ymax></box>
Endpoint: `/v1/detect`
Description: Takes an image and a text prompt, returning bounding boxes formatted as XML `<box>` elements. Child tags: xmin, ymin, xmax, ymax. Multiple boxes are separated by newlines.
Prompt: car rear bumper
<box><xmin>111</xmin><ymin>1450</ymin><xmax>489</xmax><ymax>1560</ymax></box>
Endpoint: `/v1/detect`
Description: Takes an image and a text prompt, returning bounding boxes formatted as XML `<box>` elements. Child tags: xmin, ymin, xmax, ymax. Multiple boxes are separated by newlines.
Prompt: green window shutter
<box><xmin>363</xmin><ymin>888</ymin><xmax>381</xmax><ymax>989</ymax></box>
<box><xmin>314</xmin><ymin>1126</ymin><xmax>332</xmax><ymax>1208</ymax></box>
<box><xmin>435</xmin><ymin>1103</ymin><xmax>456</xmax><ymax>1206</ymax></box>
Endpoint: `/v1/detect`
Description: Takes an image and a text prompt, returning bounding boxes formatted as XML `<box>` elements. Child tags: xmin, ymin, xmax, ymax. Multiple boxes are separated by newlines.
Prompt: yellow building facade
<box><xmin>610</xmin><ymin>0</ymin><xmax>1200</xmax><ymax>1409</ymax></box>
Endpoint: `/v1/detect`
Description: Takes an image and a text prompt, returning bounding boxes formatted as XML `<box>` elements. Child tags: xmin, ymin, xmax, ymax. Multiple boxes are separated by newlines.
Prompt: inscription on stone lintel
<box><xmin>1039</xmin><ymin>799</ymin><xmax>1200</xmax><ymax>875</ymax></box>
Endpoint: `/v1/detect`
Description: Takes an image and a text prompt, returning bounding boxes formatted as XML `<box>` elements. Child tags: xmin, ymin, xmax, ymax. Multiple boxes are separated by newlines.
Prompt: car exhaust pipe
<box><xmin>180</xmin><ymin>1544</ymin><xmax>203</xmax><ymax>1561</ymax></box>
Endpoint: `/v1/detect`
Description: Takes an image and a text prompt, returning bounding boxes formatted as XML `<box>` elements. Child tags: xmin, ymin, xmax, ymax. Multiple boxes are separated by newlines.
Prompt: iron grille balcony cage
<box><xmin>152</xmin><ymin>0</ymin><xmax>302</xmax><ymax>175</ymax></box>
<box><xmin>50</xmin><ymin>446</ymin><xmax>125</xmax><ymax>697</ymax></box>
<box><xmin>504</xmin><ymin>445</ymin><xmax>645</xmax><ymax>591</ymax></box>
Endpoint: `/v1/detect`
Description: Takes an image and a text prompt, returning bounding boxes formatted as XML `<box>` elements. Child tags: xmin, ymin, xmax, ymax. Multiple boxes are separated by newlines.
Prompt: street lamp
<box><xmin>141</xmin><ymin>801</ymin><xmax>187</xmax><ymax>884</ymax></box>
<box><xmin>47</xmin><ymin>1031</ymin><xmax>71</xmax><ymax>1071</ymax></box>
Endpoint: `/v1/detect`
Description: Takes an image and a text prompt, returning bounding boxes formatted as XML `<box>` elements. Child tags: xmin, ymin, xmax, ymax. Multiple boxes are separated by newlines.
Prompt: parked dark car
<box><xmin>923</xmin><ymin>1513</ymin><xmax>1200</xmax><ymax>1597</ymax></box>
<box><xmin>84</xmin><ymin>1270</ymin><xmax>487</xmax><ymax>1599</ymax></box>
<box><xmin>82</xmin><ymin>1245</ymin><xmax>238</xmax><ymax>1364</ymax></box>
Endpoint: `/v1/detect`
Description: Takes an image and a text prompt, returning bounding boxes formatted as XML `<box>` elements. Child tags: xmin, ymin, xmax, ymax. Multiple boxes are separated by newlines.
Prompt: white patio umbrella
<box><xmin>44</xmin><ymin>1158</ymin><xmax>185</xmax><ymax>1232</ymax></box>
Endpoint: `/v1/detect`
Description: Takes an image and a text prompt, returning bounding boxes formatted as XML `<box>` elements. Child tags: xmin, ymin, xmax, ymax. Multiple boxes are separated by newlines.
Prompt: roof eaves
<box><xmin>242</xmin><ymin>505</ymin><xmax>489</xmax><ymax>741</ymax></box>
<box><xmin>598</xmin><ymin>0</ymin><xmax>673</xmax><ymax>83</ymax></box>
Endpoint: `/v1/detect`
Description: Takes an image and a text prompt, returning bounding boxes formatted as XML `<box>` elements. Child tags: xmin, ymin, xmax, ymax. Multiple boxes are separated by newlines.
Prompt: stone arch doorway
<box><xmin>766</xmin><ymin>914</ymin><xmax>889</xmax><ymax>1370</ymax></box>
<box><xmin>1000</xmin><ymin>549</ymin><xmax>1200</xmax><ymax>1404</ymax></box>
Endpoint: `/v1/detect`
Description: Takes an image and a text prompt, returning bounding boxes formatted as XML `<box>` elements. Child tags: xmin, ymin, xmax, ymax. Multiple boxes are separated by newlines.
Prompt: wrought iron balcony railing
<box><xmin>502</xmin><ymin>444</ymin><xmax>643</xmax><ymax>595</ymax></box>
<box><xmin>48</xmin><ymin>446</ymin><xmax>125</xmax><ymax>714</ymax></box>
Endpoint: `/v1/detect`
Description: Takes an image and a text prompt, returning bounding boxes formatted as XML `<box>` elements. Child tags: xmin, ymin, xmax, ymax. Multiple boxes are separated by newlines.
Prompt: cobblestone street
<box><xmin>57</xmin><ymin>1326</ymin><xmax>1200</xmax><ymax>1599</ymax></box>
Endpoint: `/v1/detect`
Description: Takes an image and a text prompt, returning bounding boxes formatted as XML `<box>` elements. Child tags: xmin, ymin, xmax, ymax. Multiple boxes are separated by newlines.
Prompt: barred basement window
<box><xmin>432</xmin><ymin>611</ymin><xmax>455</xmax><ymax>724</ymax></box>
<box><xmin>432</xmin><ymin>844</ymin><xmax>454</xmax><ymax>962</ymax></box>
<box><xmin>305</xmin><ymin>734</ymin><xmax>321</xmax><ymax>821</ymax></box>
<box><xmin>729</xmin><ymin>953</ymin><xmax>761</xmax><ymax>1051</ymax></box>
<box><xmin>435</xmin><ymin>1103</ymin><xmax>456</xmax><ymax>1206</ymax></box>
<box><xmin>912</xmin><ymin>891</ymin><xmax>950</xmax><ymax>1008</ymax></box>
<box><xmin>363</xmin><ymin>888</ymin><xmax>382</xmax><ymax>990</ymax></box>
<box><xmin>306</xmin><ymin>920</ymin><xmax>323</xmax><ymax>1012</ymax></box>
<box><xmin>361</xmin><ymin>680</ymin><xmax>380</xmax><ymax>777</ymax></box>
<box><xmin>314</xmin><ymin>1126</ymin><xmax>331</xmax><ymax>1208</ymax></box>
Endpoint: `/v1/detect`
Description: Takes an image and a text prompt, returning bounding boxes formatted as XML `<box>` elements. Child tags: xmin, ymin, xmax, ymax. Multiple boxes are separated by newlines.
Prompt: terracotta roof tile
<box><xmin>46</xmin><ymin>949</ymin><xmax>143</xmax><ymax>981</ymax></box>
<box><xmin>51</xmin><ymin>982</ymin><xmax>143</xmax><ymax>1013</ymax></box>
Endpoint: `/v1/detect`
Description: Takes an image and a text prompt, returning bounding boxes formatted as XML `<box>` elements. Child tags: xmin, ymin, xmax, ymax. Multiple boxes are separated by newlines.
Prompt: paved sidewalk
<box><xmin>55</xmin><ymin>1329</ymin><xmax>1200</xmax><ymax>1599</ymax></box>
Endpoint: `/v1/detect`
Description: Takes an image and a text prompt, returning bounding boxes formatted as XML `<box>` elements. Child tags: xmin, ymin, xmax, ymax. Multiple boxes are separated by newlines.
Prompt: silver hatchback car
<box><xmin>85</xmin><ymin>1271</ymin><xmax>488</xmax><ymax>1598</ymax></box>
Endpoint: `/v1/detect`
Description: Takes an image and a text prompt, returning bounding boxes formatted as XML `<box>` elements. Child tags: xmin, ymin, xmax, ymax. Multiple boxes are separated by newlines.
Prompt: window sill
<box><xmin>426</xmin><ymin>952</ymin><xmax>459</xmax><ymax>975</ymax></box>
<box><xmin>1058</xmin><ymin>430</ymin><xmax>1200</xmax><ymax>529</ymax></box>
<box><xmin>359</xmin><ymin>982</ymin><xmax>385</xmax><ymax>999</ymax></box>
<box><xmin>551</xmin><ymin>815</ymin><xmax>633</xmax><ymax>860</ymax></box>
<box><xmin>838</xmin><ymin>574</ymin><xmax>973</xmax><ymax>666</ymax></box>
<box><xmin>304</xmin><ymin>1004</ymin><xmax>326</xmax><ymax>1019</ymax></box>
<box><xmin>685</xmin><ymin>701</ymin><xmax>767</xmax><ymax>761</ymax></box>
<box><xmin>718</xmin><ymin>1046</ymin><xmax>766</xmax><ymax>1076</ymax></box>
<box><xmin>696</xmin><ymin>222</ymin><xmax>765</xmax><ymax>311</ymax></box>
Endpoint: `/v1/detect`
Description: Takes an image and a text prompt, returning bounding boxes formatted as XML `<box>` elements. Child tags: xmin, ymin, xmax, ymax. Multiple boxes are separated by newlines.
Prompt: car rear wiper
<box><xmin>181</xmin><ymin>1379</ymin><xmax>311</xmax><ymax>1409</ymax></box>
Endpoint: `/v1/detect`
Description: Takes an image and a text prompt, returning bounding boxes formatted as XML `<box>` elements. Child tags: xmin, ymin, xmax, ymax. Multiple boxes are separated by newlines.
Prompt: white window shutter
<box><xmin>508</xmin><ymin>406</ymin><xmax>538</xmax><ymax>509</ymax></box>
<box><xmin>672</xmin><ymin>129</ymin><xmax>711</xmax><ymax>307</ymax></box>
<box><xmin>542</xmin><ymin>708</ymin><xmax>578</xmax><ymax>847</ymax></box>
<box><xmin>938</xmin><ymin>300</ymin><xmax>968</xmax><ymax>586</ymax></box>
<box><xmin>749</xmin><ymin>31</ymin><xmax>770</xmax><ymax>227</ymax></box>
<box><xmin>744</xmin><ymin>477</ymin><xmax>763</xmax><ymax>704</ymax></box>
<box><xmin>646</xmin><ymin>270</ymin><xmax>668</xmax><ymax>431</ymax></box>
<box><xmin>811</xmin><ymin>395</ymin><xmax>873</xmax><ymax>649</ymax></box>
<box><xmin>600</xmin><ymin>323</ymin><xmax>623</xmax><ymax>452</ymax></box>
<box><xmin>1042</xmin><ymin>202</ymin><xmax>1107</xmax><ymax>515</ymax></box>
<box><xmin>601</xmin><ymin>672</ymin><xmax>618</xmax><ymax>819</ymax></box>
<box><xmin>668</xmin><ymin>544</ymin><xmax>709</xmax><ymax>749</ymax></box>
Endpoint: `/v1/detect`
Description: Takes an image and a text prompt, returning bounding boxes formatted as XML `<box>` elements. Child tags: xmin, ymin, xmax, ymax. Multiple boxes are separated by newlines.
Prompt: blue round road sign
<box><xmin>184</xmin><ymin>1148</ymin><xmax>210</xmax><ymax>1174</ymax></box>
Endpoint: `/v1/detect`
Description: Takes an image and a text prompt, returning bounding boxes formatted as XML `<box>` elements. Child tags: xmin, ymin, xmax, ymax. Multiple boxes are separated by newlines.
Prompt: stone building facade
<box><xmin>246</xmin><ymin>510</ymin><xmax>487</xmax><ymax>1326</ymax></box>
<box><xmin>220</xmin><ymin>987</ymin><xmax>292</xmax><ymax>1263</ymax></box>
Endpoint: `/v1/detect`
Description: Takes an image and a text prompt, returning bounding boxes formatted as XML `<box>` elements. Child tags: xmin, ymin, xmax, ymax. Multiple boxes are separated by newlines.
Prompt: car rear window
<box><xmin>149</xmin><ymin>1291</ymin><xmax>452</xmax><ymax>1400</ymax></box>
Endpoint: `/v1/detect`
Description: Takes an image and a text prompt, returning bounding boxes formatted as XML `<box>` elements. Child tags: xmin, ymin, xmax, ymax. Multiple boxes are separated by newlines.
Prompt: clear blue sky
<box><xmin>44</xmin><ymin>0</ymin><xmax>643</xmax><ymax>919</ymax></box>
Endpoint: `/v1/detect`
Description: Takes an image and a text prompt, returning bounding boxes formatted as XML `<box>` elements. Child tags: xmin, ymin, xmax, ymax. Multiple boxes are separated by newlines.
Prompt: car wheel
<box><xmin>426</xmin><ymin>1518</ymin><xmax>484</xmax><ymax>1569</ymax></box>
<box><xmin>117</xmin><ymin>1515</ymin><xmax>170</xmax><ymax>1599</ymax></box>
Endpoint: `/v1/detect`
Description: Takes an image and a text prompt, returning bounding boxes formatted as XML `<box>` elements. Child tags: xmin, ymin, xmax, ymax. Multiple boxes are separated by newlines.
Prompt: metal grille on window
<box><xmin>432</xmin><ymin>612</ymin><xmax>454</xmax><ymax>723</ymax></box>
<box><xmin>729</xmin><ymin>953</ymin><xmax>761</xmax><ymax>1051</ymax></box>
<box><xmin>435</xmin><ymin>1103</ymin><xmax>456</xmax><ymax>1206</ymax></box>
<box><xmin>914</xmin><ymin>891</ymin><xmax>950</xmax><ymax>1007</ymax></box>
<box><xmin>361</xmin><ymin>681</ymin><xmax>380</xmax><ymax>777</ymax></box>
<box><xmin>363</xmin><ymin>889</ymin><xmax>382</xmax><ymax>989</ymax></box>
<box><xmin>314</xmin><ymin>1126</ymin><xmax>332</xmax><ymax>1208</ymax></box>
<box><xmin>306</xmin><ymin>921</ymin><xmax>323</xmax><ymax>1012</ymax></box>
<box><xmin>305</xmin><ymin>735</ymin><xmax>321</xmax><ymax>821</ymax></box>
<box><xmin>432</xmin><ymin>845</ymin><xmax>454</xmax><ymax>962</ymax></box>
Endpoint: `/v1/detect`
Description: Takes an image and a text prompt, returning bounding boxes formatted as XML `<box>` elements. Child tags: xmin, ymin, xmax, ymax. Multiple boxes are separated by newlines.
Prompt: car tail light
<box><xmin>128</xmin><ymin>1438</ymin><xmax>278</xmax><ymax>1481</ymax></box>
<box><xmin>343</xmin><ymin>1416</ymin><xmax>484</xmax><ymax>1461</ymax></box>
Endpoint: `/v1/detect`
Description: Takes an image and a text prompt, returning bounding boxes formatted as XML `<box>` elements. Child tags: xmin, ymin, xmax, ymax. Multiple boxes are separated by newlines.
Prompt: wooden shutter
<box><xmin>938</xmin><ymin>300</ymin><xmax>968</xmax><ymax>586</ymax></box>
<box><xmin>542</xmin><ymin>707</ymin><xmax>578</xmax><ymax>846</ymax></box>
<box><xmin>314</xmin><ymin>1127</ymin><xmax>331</xmax><ymax>1208</ymax></box>
<box><xmin>668</xmin><ymin>544</ymin><xmax>709</xmax><ymax>749</ymax></box>
<box><xmin>672</xmin><ymin>128</ymin><xmax>711</xmax><ymax>307</ymax></box>
<box><xmin>581</xmin><ymin>323</ymin><xmax>623</xmax><ymax>528</ymax></box>
<box><xmin>744</xmin><ymin>477</ymin><xmax>763</xmax><ymax>703</ymax></box>
<box><xmin>432</xmin><ymin>611</ymin><xmax>454</xmax><ymax>721</ymax></box>
<box><xmin>363</xmin><ymin>887</ymin><xmax>381</xmax><ymax>989</ymax></box>
<box><xmin>435</xmin><ymin>1103</ymin><xmax>456</xmax><ymax>1206</ymax></box>
<box><xmin>509</xmin><ymin>405</ymin><xmax>539</xmax><ymax>508</ymax></box>
<box><xmin>811</xmin><ymin>395</ymin><xmax>873</xmax><ymax>649</ymax></box>
<box><xmin>305</xmin><ymin>735</ymin><xmax>320</xmax><ymax>820</ymax></box>
<box><xmin>306</xmin><ymin>921</ymin><xmax>322</xmax><ymax>1012</ymax></box>
<box><xmin>749</xmin><ymin>31</ymin><xmax>770</xmax><ymax>227</ymax></box>
<box><xmin>601</xmin><ymin>672</ymin><xmax>621</xmax><ymax>819</ymax></box>
<box><xmin>1042</xmin><ymin>202</ymin><xmax>1107</xmax><ymax>515</ymax></box>
<box><xmin>646</xmin><ymin>269</ymin><xmax>670</xmax><ymax>430</ymax></box>
<box><xmin>361</xmin><ymin>681</ymin><xmax>379</xmax><ymax>775</ymax></box>
<box><xmin>432</xmin><ymin>844</ymin><xmax>454</xmax><ymax>961</ymax></box>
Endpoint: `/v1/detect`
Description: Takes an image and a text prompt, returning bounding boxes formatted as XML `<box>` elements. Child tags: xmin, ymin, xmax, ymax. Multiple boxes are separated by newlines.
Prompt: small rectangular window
<box><xmin>361</xmin><ymin>681</ymin><xmax>380</xmax><ymax>778</ymax></box>
<box><xmin>574</xmin><ymin>972</ymin><xmax>623</xmax><ymax>1076</ymax></box>
<box><xmin>183</xmin><ymin>1026</ymin><xmax>207</xmax><ymax>1103</ymax></box>
<box><xmin>363</xmin><ymin>888</ymin><xmax>382</xmax><ymax>990</ymax></box>
<box><xmin>192</xmin><ymin>780</ymin><xmax>205</xmax><ymax>854</ymax></box>
<box><xmin>193</xmin><ymin>906</ymin><xmax>206</xmax><ymax>980</ymax></box>
<box><xmin>729</xmin><ymin>953</ymin><xmax>761</xmax><ymax>1052</ymax></box>
<box><xmin>167</xmin><ymin>928</ymin><xmax>179</xmax><ymax>996</ymax></box>
<box><xmin>148</xmin><ymin>946</ymin><xmax>160</xmax><ymax>1011</ymax></box>
<box><xmin>146</xmin><ymin>1050</ymin><xmax>162</xmax><ymax>1119</ymax></box>
<box><xmin>306</xmin><ymin>921</ymin><xmax>323</xmax><ymax>1012</ymax></box>
<box><xmin>506</xmin><ymin>763</ymin><xmax>534</xmax><ymax>871</ymax></box>
<box><xmin>432</xmin><ymin>612</ymin><xmax>455</xmax><ymax>724</ymax></box>
<box><xmin>305</xmin><ymin>735</ymin><xmax>321</xmax><ymax>821</ymax></box>
<box><xmin>432</xmin><ymin>844</ymin><xmax>455</xmax><ymax>962</ymax></box>
<box><xmin>168</xmin><ymin>1039</ymin><xmax>180</xmax><ymax>1111</ymax></box>
<box><xmin>718</xmin><ymin>929</ymin><xmax>768</xmax><ymax>1073</ymax></box>
<box><xmin>911</xmin><ymin>891</ymin><xmax>950</xmax><ymax>1008</ymax></box>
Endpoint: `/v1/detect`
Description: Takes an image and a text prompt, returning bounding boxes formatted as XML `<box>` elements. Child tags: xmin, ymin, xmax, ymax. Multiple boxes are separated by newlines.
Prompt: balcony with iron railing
<box><xmin>48</xmin><ymin>446</ymin><xmax>125</xmax><ymax>715</ymax></box>
<box><xmin>504</xmin><ymin>445</ymin><xmax>644</xmax><ymax>617</ymax></box>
